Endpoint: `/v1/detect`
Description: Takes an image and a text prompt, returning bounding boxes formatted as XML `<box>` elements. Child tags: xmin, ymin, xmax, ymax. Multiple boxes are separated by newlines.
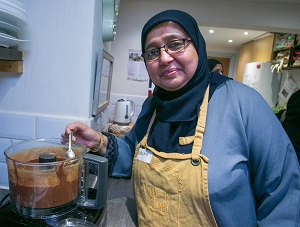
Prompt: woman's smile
<box><xmin>162</xmin><ymin>68</ymin><xmax>180</xmax><ymax>77</ymax></box>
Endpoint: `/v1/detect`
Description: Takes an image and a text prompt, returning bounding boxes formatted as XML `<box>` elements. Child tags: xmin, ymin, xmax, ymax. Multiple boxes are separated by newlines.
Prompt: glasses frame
<box><xmin>142</xmin><ymin>37</ymin><xmax>192</xmax><ymax>62</ymax></box>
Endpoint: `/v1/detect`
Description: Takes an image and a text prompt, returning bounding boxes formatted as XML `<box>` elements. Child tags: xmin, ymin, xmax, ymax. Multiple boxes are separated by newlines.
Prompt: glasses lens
<box><xmin>144</xmin><ymin>48</ymin><xmax>160</xmax><ymax>61</ymax></box>
<box><xmin>166</xmin><ymin>39</ymin><xmax>186</xmax><ymax>53</ymax></box>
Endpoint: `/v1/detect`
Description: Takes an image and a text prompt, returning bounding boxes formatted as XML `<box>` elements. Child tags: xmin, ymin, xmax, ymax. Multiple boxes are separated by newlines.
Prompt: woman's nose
<box><xmin>159</xmin><ymin>49</ymin><xmax>174</xmax><ymax>64</ymax></box>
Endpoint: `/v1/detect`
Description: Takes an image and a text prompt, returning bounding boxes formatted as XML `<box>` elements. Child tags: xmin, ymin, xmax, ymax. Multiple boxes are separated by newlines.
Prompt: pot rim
<box><xmin>4</xmin><ymin>138</ymin><xmax>87</xmax><ymax>165</ymax></box>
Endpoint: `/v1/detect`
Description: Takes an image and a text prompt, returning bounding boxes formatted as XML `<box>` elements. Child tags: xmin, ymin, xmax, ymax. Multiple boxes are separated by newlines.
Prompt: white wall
<box><xmin>0</xmin><ymin>0</ymin><xmax>105</xmax><ymax>188</ymax></box>
<box><xmin>1</xmin><ymin>1</ymin><xmax>96</xmax><ymax>117</ymax></box>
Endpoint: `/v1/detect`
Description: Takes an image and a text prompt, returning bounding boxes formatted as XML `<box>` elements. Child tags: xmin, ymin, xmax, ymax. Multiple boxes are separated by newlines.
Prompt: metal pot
<box><xmin>4</xmin><ymin>139</ymin><xmax>108</xmax><ymax>219</ymax></box>
<box><xmin>113</xmin><ymin>98</ymin><xmax>135</xmax><ymax>125</ymax></box>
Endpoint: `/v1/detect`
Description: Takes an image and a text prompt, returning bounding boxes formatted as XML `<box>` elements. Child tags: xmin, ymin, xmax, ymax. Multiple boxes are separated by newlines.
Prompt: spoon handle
<box><xmin>69</xmin><ymin>131</ymin><xmax>73</xmax><ymax>150</ymax></box>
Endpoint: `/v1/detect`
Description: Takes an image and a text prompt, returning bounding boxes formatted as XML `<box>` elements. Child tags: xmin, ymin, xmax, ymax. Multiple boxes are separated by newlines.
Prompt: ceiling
<box><xmin>199</xmin><ymin>26</ymin><xmax>269</xmax><ymax>53</ymax></box>
<box><xmin>191</xmin><ymin>0</ymin><xmax>300</xmax><ymax>53</ymax></box>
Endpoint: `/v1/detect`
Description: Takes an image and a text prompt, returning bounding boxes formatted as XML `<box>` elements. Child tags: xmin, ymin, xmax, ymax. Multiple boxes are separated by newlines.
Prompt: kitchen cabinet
<box><xmin>271</xmin><ymin>33</ymin><xmax>300</xmax><ymax>71</ymax></box>
<box><xmin>0</xmin><ymin>47</ymin><xmax>23</xmax><ymax>73</ymax></box>
<box><xmin>236</xmin><ymin>34</ymin><xmax>274</xmax><ymax>82</ymax></box>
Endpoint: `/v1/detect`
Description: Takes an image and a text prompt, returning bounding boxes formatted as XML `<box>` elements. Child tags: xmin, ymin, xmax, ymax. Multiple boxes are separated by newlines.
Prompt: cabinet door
<box><xmin>253</xmin><ymin>35</ymin><xmax>274</xmax><ymax>62</ymax></box>
<box><xmin>236</xmin><ymin>42</ymin><xmax>254</xmax><ymax>82</ymax></box>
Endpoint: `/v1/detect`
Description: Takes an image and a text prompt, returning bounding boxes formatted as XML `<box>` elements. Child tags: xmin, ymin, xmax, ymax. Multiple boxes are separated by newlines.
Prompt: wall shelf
<box><xmin>272</xmin><ymin>33</ymin><xmax>300</xmax><ymax>70</ymax></box>
<box><xmin>0</xmin><ymin>47</ymin><xmax>23</xmax><ymax>73</ymax></box>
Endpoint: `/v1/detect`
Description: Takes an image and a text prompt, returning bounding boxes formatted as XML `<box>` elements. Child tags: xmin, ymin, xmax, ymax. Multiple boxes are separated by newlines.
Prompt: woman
<box><xmin>207</xmin><ymin>58</ymin><xmax>224</xmax><ymax>75</ymax></box>
<box><xmin>62</xmin><ymin>10</ymin><xmax>300</xmax><ymax>226</ymax></box>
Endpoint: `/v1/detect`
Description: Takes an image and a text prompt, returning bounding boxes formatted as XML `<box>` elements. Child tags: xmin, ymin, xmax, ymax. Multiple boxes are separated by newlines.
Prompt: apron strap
<box><xmin>140</xmin><ymin>109</ymin><xmax>157</xmax><ymax>146</ymax></box>
<box><xmin>191</xmin><ymin>86</ymin><xmax>209</xmax><ymax>163</ymax></box>
<box><xmin>146</xmin><ymin>109</ymin><xmax>156</xmax><ymax>135</ymax></box>
<box><xmin>179</xmin><ymin>136</ymin><xmax>195</xmax><ymax>145</ymax></box>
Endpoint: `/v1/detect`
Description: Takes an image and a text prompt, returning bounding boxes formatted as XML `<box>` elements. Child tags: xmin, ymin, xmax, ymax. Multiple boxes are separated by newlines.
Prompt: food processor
<box><xmin>0</xmin><ymin>138</ymin><xmax>108</xmax><ymax>226</ymax></box>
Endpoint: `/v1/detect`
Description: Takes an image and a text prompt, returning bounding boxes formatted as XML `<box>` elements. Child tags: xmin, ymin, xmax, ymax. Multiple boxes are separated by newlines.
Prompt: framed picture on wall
<box><xmin>92</xmin><ymin>49</ymin><xmax>114</xmax><ymax>116</ymax></box>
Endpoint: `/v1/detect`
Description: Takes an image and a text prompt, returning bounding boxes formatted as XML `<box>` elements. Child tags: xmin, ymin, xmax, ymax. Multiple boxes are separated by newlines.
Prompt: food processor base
<box><xmin>0</xmin><ymin>199</ymin><xmax>106</xmax><ymax>227</ymax></box>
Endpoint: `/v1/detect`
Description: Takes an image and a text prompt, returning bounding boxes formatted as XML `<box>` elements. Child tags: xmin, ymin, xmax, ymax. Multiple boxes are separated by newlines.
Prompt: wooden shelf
<box><xmin>0</xmin><ymin>47</ymin><xmax>23</xmax><ymax>73</ymax></box>
<box><xmin>272</xmin><ymin>33</ymin><xmax>300</xmax><ymax>70</ymax></box>
<box><xmin>0</xmin><ymin>60</ymin><xmax>23</xmax><ymax>73</ymax></box>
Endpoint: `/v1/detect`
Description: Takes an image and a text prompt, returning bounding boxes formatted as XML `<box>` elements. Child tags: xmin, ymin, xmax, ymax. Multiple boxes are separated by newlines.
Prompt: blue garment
<box><xmin>109</xmin><ymin>80</ymin><xmax>300</xmax><ymax>226</ymax></box>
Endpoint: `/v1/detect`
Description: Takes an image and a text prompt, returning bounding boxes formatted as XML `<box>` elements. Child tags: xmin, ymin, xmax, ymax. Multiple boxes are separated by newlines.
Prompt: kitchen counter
<box><xmin>0</xmin><ymin>177</ymin><xmax>138</xmax><ymax>227</ymax></box>
<box><xmin>105</xmin><ymin>177</ymin><xmax>138</xmax><ymax>226</ymax></box>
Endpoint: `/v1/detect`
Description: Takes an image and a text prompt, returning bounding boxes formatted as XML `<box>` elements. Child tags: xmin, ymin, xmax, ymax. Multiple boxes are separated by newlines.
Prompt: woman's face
<box><xmin>211</xmin><ymin>63</ymin><xmax>223</xmax><ymax>75</ymax></box>
<box><xmin>144</xmin><ymin>22</ymin><xmax>198</xmax><ymax>91</ymax></box>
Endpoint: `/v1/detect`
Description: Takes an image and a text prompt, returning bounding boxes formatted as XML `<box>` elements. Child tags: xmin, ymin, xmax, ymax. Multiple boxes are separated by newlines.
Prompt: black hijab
<box><xmin>135</xmin><ymin>9</ymin><xmax>229</xmax><ymax>153</ymax></box>
<box><xmin>207</xmin><ymin>59</ymin><xmax>223</xmax><ymax>72</ymax></box>
<box><xmin>282</xmin><ymin>89</ymin><xmax>300</xmax><ymax>163</ymax></box>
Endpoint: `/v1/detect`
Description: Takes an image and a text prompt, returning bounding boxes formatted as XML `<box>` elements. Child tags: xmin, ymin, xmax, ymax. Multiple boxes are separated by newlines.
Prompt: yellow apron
<box><xmin>132</xmin><ymin>88</ymin><xmax>218</xmax><ymax>226</ymax></box>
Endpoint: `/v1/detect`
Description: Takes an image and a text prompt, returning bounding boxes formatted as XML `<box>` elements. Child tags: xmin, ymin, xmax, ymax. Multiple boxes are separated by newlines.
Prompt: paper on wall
<box><xmin>127</xmin><ymin>49</ymin><xmax>148</xmax><ymax>81</ymax></box>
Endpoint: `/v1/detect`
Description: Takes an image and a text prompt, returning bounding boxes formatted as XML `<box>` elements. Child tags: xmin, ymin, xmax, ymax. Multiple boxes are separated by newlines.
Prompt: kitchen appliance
<box><xmin>113</xmin><ymin>98</ymin><xmax>135</xmax><ymax>125</ymax></box>
<box><xmin>243</xmin><ymin>62</ymin><xmax>282</xmax><ymax>108</ymax></box>
<box><xmin>56</xmin><ymin>218</ymin><xmax>97</xmax><ymax>227</ymax></box>
<box><xmin>0</xmin><ymin>139</ymin><xmax>108</xmax><ymax>226</ymax></box>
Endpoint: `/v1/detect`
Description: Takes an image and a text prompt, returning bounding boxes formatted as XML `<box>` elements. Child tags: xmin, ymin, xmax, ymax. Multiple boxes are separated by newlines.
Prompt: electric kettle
<box><xmin>113</xmin><ymin>98</ymin><xmax>135</xmax><ymax>125</ymax></box>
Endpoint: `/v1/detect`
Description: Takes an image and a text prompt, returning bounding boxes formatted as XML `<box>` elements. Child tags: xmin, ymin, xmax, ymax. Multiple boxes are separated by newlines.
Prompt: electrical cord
<box><xmin>0</xmin><ymin>193</ymin><xmax>9</xmax><ymax>208</ymax></box>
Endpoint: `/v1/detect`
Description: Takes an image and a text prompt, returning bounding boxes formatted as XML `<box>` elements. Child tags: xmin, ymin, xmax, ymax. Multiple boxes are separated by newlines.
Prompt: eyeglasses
<box><xmin>142</xmin><ymin>38</ymin><xmax>192</xmax><ymax>62</ymax></box>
